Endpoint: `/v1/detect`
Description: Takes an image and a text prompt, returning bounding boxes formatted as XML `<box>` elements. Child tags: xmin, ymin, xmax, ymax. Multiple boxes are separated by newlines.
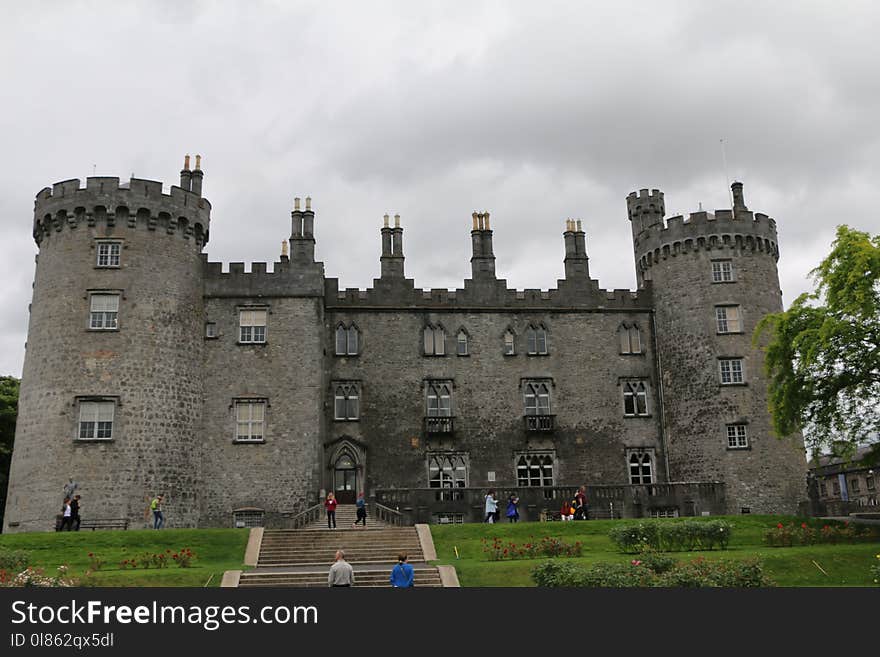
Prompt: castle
<box><xmin>3</xmin><ymin>157</ymin><xmax>806</xmax><ymax>532</ymax></box>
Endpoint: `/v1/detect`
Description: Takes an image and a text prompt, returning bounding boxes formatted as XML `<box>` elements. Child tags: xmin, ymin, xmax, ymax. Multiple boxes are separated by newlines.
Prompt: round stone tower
<box><xmin>628</xmin><ymin>183</ymin><xmax>805</xmax><ymax>514</ymax></box>
<box><xmin>3</xmin><ymin>158</ymin><xmax>211</xmax><ymax>532</ymax></box>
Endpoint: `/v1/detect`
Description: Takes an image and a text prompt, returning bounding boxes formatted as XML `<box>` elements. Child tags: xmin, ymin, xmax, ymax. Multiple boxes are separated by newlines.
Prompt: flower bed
<box><xmin>481</xmin><ymin>536</ymin><xmax>583</xmax><ymax>561</ymax></box>
<box><xmin>764</xmin><ymin>521</ymin><xmax>879</xmax><ymax>547</ymax></box>
<box><xmin>608</xmin><ymin>520</ymin><xmax>733</xmax><ymax>553</ymax></box>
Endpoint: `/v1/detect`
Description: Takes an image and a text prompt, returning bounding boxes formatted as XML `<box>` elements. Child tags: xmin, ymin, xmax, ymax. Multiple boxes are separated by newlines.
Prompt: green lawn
<box><xmin>429</xmin><ymin>515</ymin><xmax>880</xmax><ymax>586</ymax></box>
<box><xmin>0</xmin><ymin>529</ymin><xmax>249</xmax><ymax>587</ymax></box>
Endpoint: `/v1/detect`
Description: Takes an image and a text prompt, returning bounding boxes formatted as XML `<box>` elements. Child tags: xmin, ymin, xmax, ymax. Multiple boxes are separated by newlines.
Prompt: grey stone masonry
<box><xmin>2</xmin><ymin>164</ymin><xmax>806</xmax><ymax>532</ymax></box>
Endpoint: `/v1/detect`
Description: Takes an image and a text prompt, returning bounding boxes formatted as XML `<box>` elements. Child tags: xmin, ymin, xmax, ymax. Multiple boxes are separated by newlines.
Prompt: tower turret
<box><xmin>627</xmin><ymin>182</ymin><xmax>805</xmax><ymax>514</ymax></box>
<box><xmin>4</xmin><ymin>162</ymin><xmax>211</xmax><ymax>532</ymax></box>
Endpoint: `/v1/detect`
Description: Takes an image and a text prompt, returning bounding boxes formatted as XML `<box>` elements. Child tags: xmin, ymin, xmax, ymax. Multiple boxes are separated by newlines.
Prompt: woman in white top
<box><xmin>484</xmin><ymin>490</ymin><xmax>498</xmax><ymax>523</ymax></box>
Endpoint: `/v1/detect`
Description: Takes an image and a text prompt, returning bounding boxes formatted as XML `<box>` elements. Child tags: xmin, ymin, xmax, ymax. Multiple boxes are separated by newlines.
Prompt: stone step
<box><xmin>240</xmin><ymin>569</ymin><xmax>442</xmax><ymax>588</ymax></box>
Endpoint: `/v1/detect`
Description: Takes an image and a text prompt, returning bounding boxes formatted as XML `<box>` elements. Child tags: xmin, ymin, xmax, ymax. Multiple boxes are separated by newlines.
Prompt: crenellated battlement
<box><xmin>323</xmin><ymin>277</ymin><xmax>651</xmax><ymax>311</ymax></box>
<box><xmin>32</xmin><ymin>176</ymin><xmax>211</xmax><ymax>247</ymax></box>
<box><xmin>203</xmin><ymin>257</ymin><xmax>325</xmax><ymax>297</ymax></box>
<box><xmin>629</xmin><ymin>183</ymin><xmax>779</xmax><ymax>277</ymax></box>
<box><xmin>635</xmin><ymin>208</ymin><xmax>779</xmax><ymax>276</ymax></box>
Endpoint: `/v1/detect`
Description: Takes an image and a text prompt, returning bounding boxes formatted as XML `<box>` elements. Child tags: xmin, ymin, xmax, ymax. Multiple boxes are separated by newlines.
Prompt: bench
<box><xmin>78</xmin><ymin>518</ymin><xmax>130</xmax><ymax>531</ymax></box>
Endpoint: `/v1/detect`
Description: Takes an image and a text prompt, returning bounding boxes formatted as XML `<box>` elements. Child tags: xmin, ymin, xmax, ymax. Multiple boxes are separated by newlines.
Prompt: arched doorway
<box><xmin>333</xmin><ymin>452</ymin><xmax>358</xmax><ymax>504</ymax></box>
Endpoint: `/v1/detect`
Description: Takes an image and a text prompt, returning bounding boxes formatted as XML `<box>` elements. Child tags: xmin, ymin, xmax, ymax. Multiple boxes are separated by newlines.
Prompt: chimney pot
<box><xmin>394</xmin><ymin>213</ymin><xmax>400</xmax><ymax>228</ymax></box>
<box><xmin>294</xmin><ymin>197</ymin><xmax>301</xmax><ymax>211</ymax></box>
<box><xmin>195</xmin><ymin>154</ymin><xmax>201</xmax><ymax>170</ymax></box>
<box><xmin>184</xmin><ymin>154</ymin><xmax>190</xmax><ymax>170</ymax></box>
<box><xmin>305</xmin><ymin>196</ymin><xmax>312</xmax><ymax>211</ymax></box>
<box><xmin>383</xmin><ymin>213</ymin><xmax>389</xmax><ymax>228</ymax></box>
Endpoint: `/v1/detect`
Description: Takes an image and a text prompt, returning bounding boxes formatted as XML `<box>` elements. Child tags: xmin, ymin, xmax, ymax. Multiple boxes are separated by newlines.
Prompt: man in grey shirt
<box><xmin>328</xmin><ymin>550</ymin><xmax>354</xmax><ymax>587</ymax></box>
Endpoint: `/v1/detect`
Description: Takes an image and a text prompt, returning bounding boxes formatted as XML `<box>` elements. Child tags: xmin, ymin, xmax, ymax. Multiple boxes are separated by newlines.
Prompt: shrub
<box><xmin>609</xmin><ymin>520</ymin><xmax>733</xmax><ymax>553</ymax></box>
<box><xmin>172</xmin><ymin>548</ymin><xmax>195</xmax><ymax>568</ymax></box>
<box><xmin>636</xmin><ymin>546</ymin><xmax>676</xmax><ymax>574</ymax></box>
<box><xmin>533</xmin><ymin>556</ymin><xmax>774</xmax><ymax>588</ymax></box>
<box><xmin>0</xmin><ymin>549</ymin><xmax>31</xmax><ymax>571</ymax></box>
<box><xmin>871</xmin><ymin>554</ymin><xmax>880</xmax><ymax>586</ymax></box>
<box><xmin>481</xmin><ymin>536</ymin><xmax>581</xmax><ymax>561</ymax></box>
<box><xmin>0</xmin><ymin>566</ymin><xmax>78</xmax><ymax>588</ymax></box>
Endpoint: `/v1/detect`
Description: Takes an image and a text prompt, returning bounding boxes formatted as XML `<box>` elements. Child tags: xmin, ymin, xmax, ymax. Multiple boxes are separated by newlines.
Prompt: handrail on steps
<box><xmin>280</xmin><ymin>502</ymin><xmax>323</xmax><ymax>529</ymax></box>
<box><xmin>372</xmin><ymin>501</ymin><xmax>405</xmax><ymax>526</ymax></box>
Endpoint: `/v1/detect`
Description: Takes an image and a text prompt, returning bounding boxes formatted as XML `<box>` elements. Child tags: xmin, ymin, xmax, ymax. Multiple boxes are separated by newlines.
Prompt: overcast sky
<box><xmin>1</xmin><ymin>1</ymin><xmax>878</xmax><ymax>377</ymax></box>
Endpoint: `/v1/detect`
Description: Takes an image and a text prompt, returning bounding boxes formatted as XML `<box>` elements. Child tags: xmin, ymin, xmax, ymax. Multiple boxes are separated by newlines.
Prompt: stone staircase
<box><xmin>236</xmin><ymin>509</ymin><xmax>453</xmax><ymax>587</ymax></box>
<box><xmin>309</xmin><ymin>503</ymin><xmax>388</xmax><ymax>530</ymax></box>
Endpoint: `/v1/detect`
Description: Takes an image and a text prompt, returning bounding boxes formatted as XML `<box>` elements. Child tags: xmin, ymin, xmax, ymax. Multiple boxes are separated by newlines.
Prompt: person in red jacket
<box><xmin>325</xmin><ymin>492</ymin><xmax>338</xmax><ymax>529</ymax></box>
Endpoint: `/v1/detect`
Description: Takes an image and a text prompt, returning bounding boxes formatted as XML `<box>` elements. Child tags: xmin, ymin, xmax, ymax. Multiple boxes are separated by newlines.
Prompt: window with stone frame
<box><xmin>832</xmin><ymin>480</ymin><xmax>840</xmax><ymax>495</ymax></box>
<box><xmin>867</xmin><ymin>475</ymin><xmax>875</xmax><ymax>491</ymax></box>
<box><xmin>96</xmin><ymin>240</ymin><xmax>121</xmax><ymax>268</ymax></box>
<box><xmin>619</xmin><ymin>323</ymin><xmax>642</xmax><ymax>354</ymax></box>
<box><xmin>850</xmin><ymin>478</ymin><xmax>860</xmax><ymax>493</ymax></box>
<box><xmin>77</xmin><ymin>399</ymin><xmax>116</xmax><ymax>440</ymax></box>
<box><xmin>335</xmin><ymin>323</ymin><xmax>359</xmax><ymax>356</ymax></box>
<box><xmin>426</xmin><ymin>381</ymin><xmax>452</xmax><ymax>417</ymax></box>
<box><xmin>456</xmin><ymin>329</ymin><xmax>469</xmax><ymax>356</ymax></box>
<box><xmin>711</xmin><ymin>259</ymin><xmax>734</xmax><ymax>283</ymax></box>
<box><xmin>715</xmin><ymin>305</ymin><xmax>742</xmax><ymax>334</ymax></box>
<box><xmin>526</xmin><ymin>324</ymin><xmax>548</xmax><ymax>355</ymax></box>
<box><xmin>719</xmin><ymin>358</ymin><xmax>745</xmax><ymax>385</ymax></box>
<box><xmin>819</xmin><ymin>481</ymin><xmax>827</xmax><ymax>497</ymax></box>
<box><xmin>516</xmin><ymin>453</ymin><xmax>554</xmax><ymax>486</ymax></box>
<box><xmin>622</xmin><ymin>380</ymin><xmax>649</xmax><ymax>416</ymax></box>
<box><xmin>726</xmin><ymin>423</ymin><xmax>748</xmax><ymax>449</ymax></box>
<box><xmin>523</xmin><ymin>381</ymin><xmax>551</xmax><ymax>416</ymax></box>
<box><xmin>628</xmin><ymin>450</ymin><xmax>654</xmax><ymax>484</ymax></box>
<box><xmin>333</xmin><ymin>382</ymin><xmax>360</xmax><ymax>421</ymax></box>
<box><xmin>89</xmin><ymin>293</ymin><xmax>119</xmax><ymax>330</ymax></box>
<box><xmin>239</xmin><ymin>308</ymin><xmax>267</xmax><ymax>344</ymax></box>
<box><xmin>423</xmin><ymin>324</ymin><xmax>446</xmax><ymax>356</ymax></box>
<box><xmin>234</xmin><ymin>400</ymin><xmax>266</xmax><ymax>442</ymax></box>
<box><xmin>503</xmin><ymin>329</ymin><xmax>516</xmax><ymax>356</ymax></box>
<box><xmin>428</xmin><ymin>453</ymin><xmax>468</xmax><ymax>489</ymax></box>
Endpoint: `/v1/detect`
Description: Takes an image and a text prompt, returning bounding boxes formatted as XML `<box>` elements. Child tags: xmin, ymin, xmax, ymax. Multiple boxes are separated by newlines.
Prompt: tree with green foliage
<box><xmin>0</xmin><ymin>376</ymin><xmax>20</xmax><ymax>526</ymax></box>
<box><xmin>755</xmin><ymin>225</ymin><xmax>879</xmax><ymax>458</ymax></box>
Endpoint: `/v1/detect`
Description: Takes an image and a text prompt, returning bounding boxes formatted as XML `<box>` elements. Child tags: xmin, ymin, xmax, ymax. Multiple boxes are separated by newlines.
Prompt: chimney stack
<box><xmin>190</xmin><ymin>154</ymin><xmax>204</xmax><ymax>196</ymax></box>
<box><xmin>179</xmin><ymin>154</ymin><xmax>192</xmax><ymax>191</ymax></box>
<box><xmin>380</xmin><ymin>213</ymin><xmax>405</xmax><ymax>278</ymax></box>
<box><xmin>470</xmin><ymin>210</ymin><xmax>496</xmax><ymax>279</ymax></box>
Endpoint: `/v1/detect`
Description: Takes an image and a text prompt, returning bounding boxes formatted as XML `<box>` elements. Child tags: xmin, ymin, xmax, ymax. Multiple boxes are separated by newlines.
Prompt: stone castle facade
<box><xmin>3</xmin><ymin>157</ymin><xmax>806</xmax><ymax>531</ymax></box>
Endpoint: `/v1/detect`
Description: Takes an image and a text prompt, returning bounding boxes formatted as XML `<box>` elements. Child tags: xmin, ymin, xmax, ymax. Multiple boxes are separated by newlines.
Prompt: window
<box><xmin>628</xmin><ymin>451</ymin><xmax>653</xmax><ymax>484</ymax></box>
<box><xmin>649</xmin><ymin>508</ymin><xmax>679</xmax><ymax>518</ymax></box>
<box><xmin>335</xmin><ymin>324</ymin><xmax>359</xmax><ymax>356</ymax></box>
<box><xmin>434</xmin><ymin>513</ymin><xmax>464</xmax><ymax>524</ymax></box>
<box><xmin>715</xmin><ymin>305</ymin><xmax>742</xmax><ymax>333</ymax></box>
<box><xmin>711</xmin><ymin>260</ymin><xmax>734</xmax><ymax>283</ymax></box>
<box><xmin>89</xmin><ymin>293</ymin><xmax>119</xmax><ymax>330</ymax></box>
<box><xmin>622</xmin><ymin>381</ymin><xmax>649</xmax><ymax>416</ymax></box>
<box><xmin>503</xmin><ymin>330</ymin><xmax>515</xmax><ymax>355</ymax></box>
<box><xmin>516</xmin><ymin>453</ymin><xmax>554</xmax><ymax>486</ymax></box>
<box><xmin>333</xmin><ymin>383</ymin><xmax>360</xmax><ymax>421</ymax></box>
<box><xmin>423</xmin><ymin>324</ymin><xmax>445</xmax><ymax>356</ymax></box>
<box><xmin>96</xmin><ymin>241</ymin><xmax>121</xmax><ymax>267</ymax></box>
<box><xmin>726</xmin><ymin>424</ymin><xmax>748</xmax><ymax>449</ymax></box>
<box><xmin>867</xmin><ymin>476</ymin><xmax>875</xmax><ymax>491</ymax></box>
<box><xmin>850</xmin><ymin>478</ymin><xmax>860</xmax><ymax>493</ymax></box>
<box><xmin>526</xmin><ymin>325</ymin><xmax>548</xmax><ymax>355</ymax></box>
<box><xmin>205</xmin><ymin>322</ymin><xmax>217</xmax><ymax>339</ymax></box>
<box><xmin>239</xmin><ymin>309</ymin><xmax>267</xmax><ymax>343</ymax></box>
<box><xmin>456</xmin><ymin>330</ymin><xmax>468</xmax><ymax>356</ymax></box>
<box><xmin>524</xmin><ymin>382</ymin><xmax>551</xmax><ymax>416</ymax></box>
<box><xmin>78</xmin><ymin>400</ymin><xmax>115</xmax><ymax>440</ymax></box>
<box><xmin>235</xmin><ymin>400</ymin><xmax>266</xmax><ymax>442</ymax></box>
<box><xmin>428</xmin><ymin>454</ymin><xmax>468</xmax><ymax>489</ymax></box>
<box><xmin>719</xmin><ymin>358</ymin><xmax>745</xmax><ymax>384</ymax></box>
<box><xmin>426</xmin><ymin>382</ymin><xmax>452</xmax><ymax>417</ymax></box>
<box><xmin>832</xmin><ymin>480</ymin><xmax>840</xmax><ymax>495</ymax></box>
<box><xmin>619</xmin><ymin>323</ymin><xmax>642</xmax><ymax>354</ymax></box>
<box><xmin>233</xmin><ymin>509</ymin><xmax>264</xmax><ymax>528</ymax></box>
<box><xmin>819</xmin><ymin>481</ymin><xmax>827</xmax><ymax>497</ymax></box>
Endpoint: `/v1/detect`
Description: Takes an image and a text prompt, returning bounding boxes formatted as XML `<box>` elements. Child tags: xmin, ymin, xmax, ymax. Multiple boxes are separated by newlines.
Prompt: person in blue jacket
<box><xmin>389</xmin><ymin>553</ymin><xmax>415</xmax><ymax>588</ymax></box>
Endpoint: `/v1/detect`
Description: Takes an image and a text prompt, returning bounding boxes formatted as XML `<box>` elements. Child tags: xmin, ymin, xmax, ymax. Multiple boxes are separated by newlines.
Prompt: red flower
<box><xmin>88</xmin><ymin>552</ymin><xmax>94</xmax><ymax>557</ymax></box>
<box><xmin>801</xmin><ymin>523</ymin><xmax>807</xmax><ymax>529</ymax></box>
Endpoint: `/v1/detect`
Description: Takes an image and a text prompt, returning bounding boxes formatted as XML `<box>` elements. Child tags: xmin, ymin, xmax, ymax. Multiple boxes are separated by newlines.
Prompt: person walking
<box><xmin>506</xmin><ymin>494</ymin><xmax>520</xmax><ymax>523</ymax></box>
<box><xmin>353</xmin><ymin>491</ymin><xmax>367</xmax><ymax>528</ymax></box>
<box><xmin>484</xmin><ymin>489</ymin><xmax>498</xmax><ymax>523</ymax></box>
<box><xmin>328</xmin><ymin>550</ymin><xmax>354</xmax><ymax>587</ymax></box>
<box><xmin>70</xmin><ymin>494</ymin><xmax>82</xmax><ymax>531</ymax></box>
<box><xmin>389</xmin><ymin>553</ymin><xmax>415</xmax><ymax>588</ymax></box>
<box><xmin>59</xmin><ymin>497</ymin><xmax>73</xmax><ymax>531</ymax></box>
<box><xmin>325</xmin><ymin>492</ymin><xmax>338</xmax><ymax>529</ymax></box>
<box><xmin>150</xmin><ymin>494</ymin><xmax>165</xmax><ymax>529</ymax></box>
